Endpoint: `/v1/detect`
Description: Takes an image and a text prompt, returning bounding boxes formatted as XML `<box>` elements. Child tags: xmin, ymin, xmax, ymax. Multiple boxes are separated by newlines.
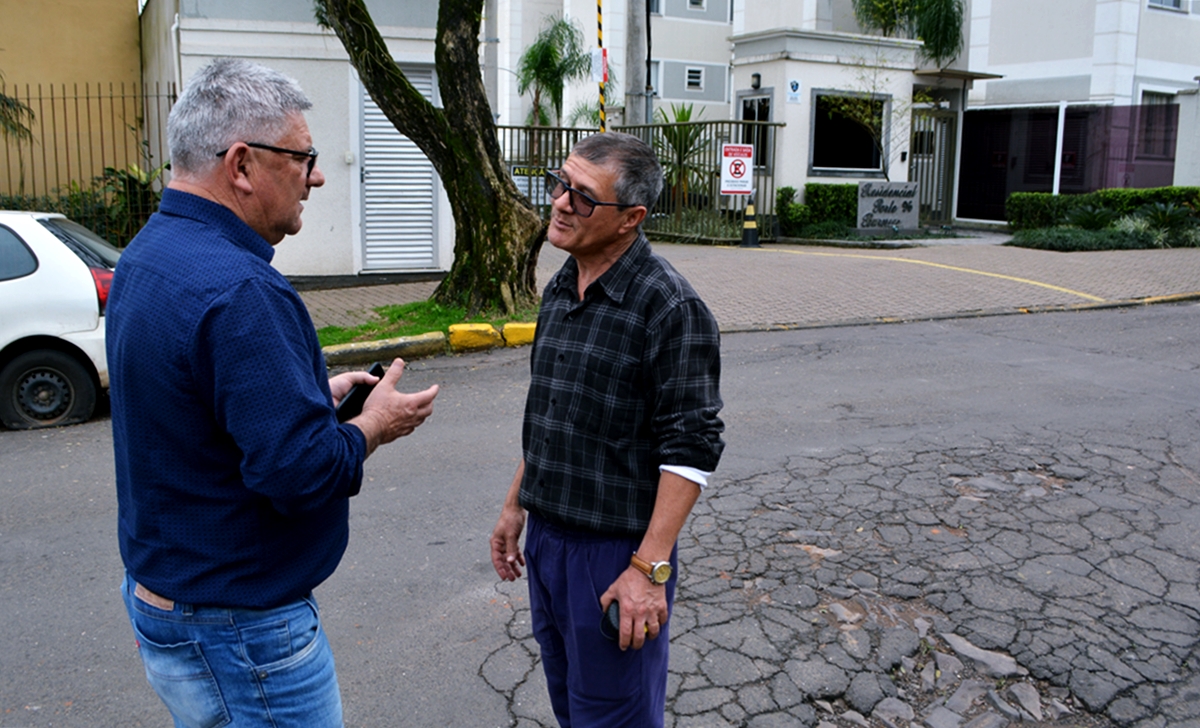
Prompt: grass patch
<box><xmin>317</xmin><ymin>299</ymin><xmax>540</xmax><ymax>348</ymax></box>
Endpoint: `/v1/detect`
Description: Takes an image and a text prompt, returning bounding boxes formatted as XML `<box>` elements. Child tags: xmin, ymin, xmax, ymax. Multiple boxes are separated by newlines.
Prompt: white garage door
<box><xmin>361</xmin><ymin>69</ymin><xmax>438</xmax><ymax>271</ymax></box>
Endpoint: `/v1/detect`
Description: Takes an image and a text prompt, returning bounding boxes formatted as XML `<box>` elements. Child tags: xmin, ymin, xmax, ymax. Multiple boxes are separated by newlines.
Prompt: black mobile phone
<box><xmin>335</xmin><ymin>362</ymin><xmax>385</xmax><ymax>423</ymax></box>
<box><xmin>600</xmin><ymin>601</ymin><xmax>620</xmax><ymax>641</ymax></box>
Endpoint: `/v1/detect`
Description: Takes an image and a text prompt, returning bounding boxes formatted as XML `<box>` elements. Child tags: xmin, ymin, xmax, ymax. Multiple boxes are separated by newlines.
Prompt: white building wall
<box><xmin>167</xmin><ymin>16</ymin><xmax>451</xmax><ymax>277</ymax></box>
<box><xmin>970</xmin><ymin>0</ymin><xmax>1200</xmax><ymax>107</ymax></box>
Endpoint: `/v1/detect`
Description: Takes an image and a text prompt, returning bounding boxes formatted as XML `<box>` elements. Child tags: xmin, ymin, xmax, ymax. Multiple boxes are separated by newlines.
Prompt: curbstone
<box><xmin>448</xmin><ymin>323</ymin><xmax>503</xmax><ymax>352</ymax></box>
<box><xmin>322</xmin><ymin>331</ymin><xmax>446</xmax><ymax>366</ymax></box>
<box><xmin>502</xmin><ymin>322</ymin><xmax>536</xmax><ymax>347</ymax></box>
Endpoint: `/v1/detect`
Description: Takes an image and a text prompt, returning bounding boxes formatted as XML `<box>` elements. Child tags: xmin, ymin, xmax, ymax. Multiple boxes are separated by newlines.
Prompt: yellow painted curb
<box><xmin>502</xmin><ymin>322</ymin><xmax>537</xmax><ymax>347</ymax></box>
<box><xmin>323</xmin><ymin>331</ymin><xmax>447</xmax><ymax>366</ymax></box>
<box><xmin>449</xmin><ymin>323</ymin><xmax>503</xmax><ymax>352</ymax></box>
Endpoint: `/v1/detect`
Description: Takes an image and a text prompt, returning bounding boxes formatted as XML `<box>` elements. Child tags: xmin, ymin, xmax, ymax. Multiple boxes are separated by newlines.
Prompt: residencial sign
<box><xmin>857</xmin><ymin>181</ymin><xmax>919</xmax><ymax>230</ymax></box>
<box><xmin>720</xmin><ymin>144</ymin><xmax>754</xmax><ymax>195</ymax></box>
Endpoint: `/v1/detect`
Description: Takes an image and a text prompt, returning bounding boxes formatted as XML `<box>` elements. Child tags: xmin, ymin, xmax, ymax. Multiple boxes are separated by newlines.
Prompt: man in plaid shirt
<box><xmin>491</xmin><ymin>132</ymin><xmax>725</xmax><ymax>727</ymax></box>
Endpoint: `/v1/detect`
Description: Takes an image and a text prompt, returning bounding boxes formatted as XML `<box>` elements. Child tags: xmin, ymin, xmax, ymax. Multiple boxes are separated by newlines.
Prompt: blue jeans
<box><xmin>121</xmin><ymin>574</ymin><xmax>343</xmax><ymax>728</ymax></box>
<box><xmin>525</xmin><ymin>514</ymin><xmax>676</xmax><ymax>728</ymax></box>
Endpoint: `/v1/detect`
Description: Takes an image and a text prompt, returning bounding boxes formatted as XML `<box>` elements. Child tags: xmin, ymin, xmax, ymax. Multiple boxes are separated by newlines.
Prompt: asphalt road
<box><xmin>0</xmin><ymin>302</ymin><xmax>1197</xmax><ymax>727</ymax></box>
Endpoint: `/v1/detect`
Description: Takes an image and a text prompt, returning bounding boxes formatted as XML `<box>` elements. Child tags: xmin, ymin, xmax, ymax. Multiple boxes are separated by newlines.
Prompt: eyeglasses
<box><xmin>216</xmin><ymin>142</ymin><xmax>319</xmax><ymax>179</ymax></box>
<box><xmin>545</xmin><ymin>169</ymin><xmax>632</xmax><ymax>218</ymax></box>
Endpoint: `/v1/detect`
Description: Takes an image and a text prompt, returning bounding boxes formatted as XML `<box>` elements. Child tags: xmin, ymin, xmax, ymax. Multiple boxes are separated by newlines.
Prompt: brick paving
<box><xmin>297</xmin><ymin>235</ymin><xmax>1200</xmax><ymax>333</ymax></box>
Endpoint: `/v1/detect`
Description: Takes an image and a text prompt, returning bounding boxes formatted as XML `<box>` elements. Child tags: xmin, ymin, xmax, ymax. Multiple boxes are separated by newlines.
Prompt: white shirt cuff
<box><xmin>660</xmin><ymin>465</ymin><xmax>711</xmax><ymax>489</ymax></box>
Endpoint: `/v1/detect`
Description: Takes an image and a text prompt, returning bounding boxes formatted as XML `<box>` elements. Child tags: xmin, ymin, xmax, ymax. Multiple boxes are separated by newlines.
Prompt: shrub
<box><xmin>1007</xmin><ymin>227</ymin><xmax>1155</xmax><ymax>252</ymax></box>
<box><xmin>803</xmin><ymin>183</ymin><xmax>857</xmax><ymax>227</ymax></box>
<box><xmin>1007</xmin><ymin>192</ymin><xmax>1078</xmax><ymax>230</ymax></box>
<box><xmin>1007</xmin><ymin>187</ymin><xmax>1200</xmax><ymax>230</ymax></box>
<box><xmin>1064</xmin><ymin>204</ymin><xmax>1117</xmax><ymax>230</ymax></box>
<box><xmin>775</xmin><ymin>186</ymin><xmax>811</xmax><ymax>237</ymax></box>
<box><xmin>798</xmin><ymin>220</ymin><xmax>852</xmax><ymax>240</ymax></box>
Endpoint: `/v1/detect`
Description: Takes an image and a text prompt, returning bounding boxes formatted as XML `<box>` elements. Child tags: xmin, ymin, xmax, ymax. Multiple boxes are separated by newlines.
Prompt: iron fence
<box><xmin>498</xmin><ymin>120</ymin><xmax>783</xmax><ymax>242</ymax></box>
<box><xmin>1</xmin><ymin>81</ymin><xmax>176</xmax><ymax>246</ymax></box>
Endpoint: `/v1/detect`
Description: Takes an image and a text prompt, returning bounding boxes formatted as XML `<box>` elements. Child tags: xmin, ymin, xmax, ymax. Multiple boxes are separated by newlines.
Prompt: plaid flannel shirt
<box><xmin>519</xmin><ymin>234</ymin><xmax>725</xmax><ymax>536</ymax></box>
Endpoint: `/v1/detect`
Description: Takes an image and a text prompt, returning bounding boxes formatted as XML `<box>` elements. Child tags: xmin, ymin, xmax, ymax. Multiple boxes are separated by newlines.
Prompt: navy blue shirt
<box><xmin>107</xmin><ymin>189</ymin><xmax>367</xmax><ymax>609</ymax></box>
<box><xmin>520</xmin><ymin>234</ymin><xmax>725</xmax><ymax>536</ymax></box>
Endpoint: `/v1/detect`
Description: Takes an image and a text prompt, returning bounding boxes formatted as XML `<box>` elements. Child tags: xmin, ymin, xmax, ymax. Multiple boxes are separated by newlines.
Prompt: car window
<box><xmin>41</xmin><ymin>218</ymin><xmax>122</xmax><ymax>269</ymax></box>
<box><xmin>0</xmin><ymin>226</ymin><xmax>38</xmax><ymax>281</ymax></box>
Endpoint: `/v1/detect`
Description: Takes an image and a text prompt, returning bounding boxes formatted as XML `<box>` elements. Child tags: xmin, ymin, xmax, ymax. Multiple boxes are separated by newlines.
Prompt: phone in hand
<box><xmin>600</xmin><ymin>600</ymin><xmax>620</xmax><ymax>641</ymax></box>
<box><xmin>335</xmin><ymin>362</ymin><xmax>385</xmax><ymax>423</ymax></box>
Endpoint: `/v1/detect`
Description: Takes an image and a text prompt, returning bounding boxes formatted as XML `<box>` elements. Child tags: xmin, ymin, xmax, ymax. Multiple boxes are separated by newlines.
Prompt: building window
<box><xmin>741</xmin><ymin>95</ymin><xmax>772</xmax><ymax>168</ymax></box>
<box><xmin>688</xmin><ymin>0</ymin><xmax>706</xmax><ymax>9</ymax></box>
<box><xmin>649</xmin><ymin>0</ymin><xmax>661</xmax><ymax>13</ymax></box>
<box><xmin>1139</xmin><ymin>92</ymin><xmax>1176</xmax><ymax>158</ymax></box>
<box><xmin>686</xmin><ymin>67</ymin><xmax>705</xmax><ymax>91</ymax></box>
<box><xmin>1147</xmin><ymin>0</ymin><xmax>1182</xmax><ymax>8</ymax></box>
<box><xmin>812</xmin><ymin>93</ymin><xmax>885</xmax><ymax>172</ymax></box>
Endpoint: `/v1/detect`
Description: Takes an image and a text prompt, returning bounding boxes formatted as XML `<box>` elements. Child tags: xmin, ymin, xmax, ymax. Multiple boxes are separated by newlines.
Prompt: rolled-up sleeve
<box><xmin>647</xmin><ymin>299</ymin><xmax>725</xmax><ymax>472</ymax></box>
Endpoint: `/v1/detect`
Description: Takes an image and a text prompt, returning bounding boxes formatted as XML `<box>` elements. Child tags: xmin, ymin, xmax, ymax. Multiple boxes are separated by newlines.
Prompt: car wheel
<box><xmin>0</xmin><ymin>350</ymin><xmax>98</xmax><ymax>429</ymax></box>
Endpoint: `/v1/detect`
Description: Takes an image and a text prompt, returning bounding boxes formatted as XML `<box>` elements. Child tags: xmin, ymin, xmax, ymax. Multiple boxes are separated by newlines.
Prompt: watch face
<box><xmin>651</xmin><ymin>563</ymin><xmax>672</xmax><ymax>584</ymax></box>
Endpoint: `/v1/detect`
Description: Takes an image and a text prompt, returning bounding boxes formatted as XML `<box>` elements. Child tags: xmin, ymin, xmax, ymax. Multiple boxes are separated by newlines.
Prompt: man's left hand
<box><xmin>329</xmin><ymin>369</ymin><xmax>380</xmax><ymax>407</ymax></box>
<box><xmin>600</xmin><ymin>567</ymin><xmax>669</xmax><ymax>651</ymax></box>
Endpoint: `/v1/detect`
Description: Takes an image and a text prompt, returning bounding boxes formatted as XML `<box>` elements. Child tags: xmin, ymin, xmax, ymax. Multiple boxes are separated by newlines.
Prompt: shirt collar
<box><xmin>551</xmin><ymin>232</ymin><xmax>650</xmax><ymax>305</ymax></box>
<box><xmin>157</xmin><ymin>188</ymin><xmax>276</xmax><ymax>264</ymax></box>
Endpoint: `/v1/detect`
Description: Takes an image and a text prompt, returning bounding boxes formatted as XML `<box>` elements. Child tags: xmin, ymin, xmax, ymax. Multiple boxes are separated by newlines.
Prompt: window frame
<box><xmin>685</xmin><ymin>67</ymin><xmax>705</xmax><ymax>92</ymax></box>
<box><xmin>0</xmin><ymin>225</ymin><xmax>39</xmax><ymax>282</ymax></box>
<box><xmin>688</xmin><ymin>0</ymin><xmax>707</xmax><ymax>10</ymax></box>
<box><xmin>808</xmin><ymin>89</ymin><xmax>890</xmax><ymax>178</ymax></box>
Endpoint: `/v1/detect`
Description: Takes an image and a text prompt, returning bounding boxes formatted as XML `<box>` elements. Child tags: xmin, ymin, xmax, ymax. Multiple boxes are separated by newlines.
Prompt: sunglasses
<box><xmin>216</xmin><ymin>142</ymin><xmax>319</xmax><ymax>179</ymax></box>
<box><xmin>545</xmin><ymin>169</ymin><xmax>633</xmax><ymax>218</ymax></box>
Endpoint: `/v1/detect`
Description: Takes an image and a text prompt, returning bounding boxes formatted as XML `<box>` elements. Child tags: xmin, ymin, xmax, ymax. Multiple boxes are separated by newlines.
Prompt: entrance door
<box><xmin>909</xmin><ymin>109</ymin><xmax>957</xmax><ymax>225</ymax></box>
<box><xmin>361</xmin><ymin>70</ymin><xmax>437</xmax><ymax>270</ymax></box>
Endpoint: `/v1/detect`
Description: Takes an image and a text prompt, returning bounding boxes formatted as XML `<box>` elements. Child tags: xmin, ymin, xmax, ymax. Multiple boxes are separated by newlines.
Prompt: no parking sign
<box><xmin>720</xmin><ymin>144</ymin><xmax>754</xmax><ymax>195</ymax></box>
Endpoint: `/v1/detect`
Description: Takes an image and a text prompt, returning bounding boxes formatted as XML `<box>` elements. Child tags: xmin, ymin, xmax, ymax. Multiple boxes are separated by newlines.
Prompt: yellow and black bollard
<box><xmin>740</xmin><ymin>195</ymin><xmax>760</xmax><ymax>248</ymax></box>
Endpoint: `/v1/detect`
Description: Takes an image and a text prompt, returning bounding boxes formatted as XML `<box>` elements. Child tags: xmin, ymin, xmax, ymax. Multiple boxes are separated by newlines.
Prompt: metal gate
<box><xmin>908</xmin><ymin>109</ymin><xmax>957</xmax><ymax>225</ymax></box>
<box><xmin>361</xmin><ymin>69</ymin><xmax>437</xmax><ymax>271</ymax></box>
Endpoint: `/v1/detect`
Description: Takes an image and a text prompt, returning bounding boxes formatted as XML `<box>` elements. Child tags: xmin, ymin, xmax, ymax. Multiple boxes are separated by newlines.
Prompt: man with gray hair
<box><xmin>108</xmin><ymin>58</ymin><xmax>438</xmax><ymax>727</ymax></box>
<box><xmin>490</xmin><ymin>132</ymin><xmax>725</xmax><ymax>726</ymax></box>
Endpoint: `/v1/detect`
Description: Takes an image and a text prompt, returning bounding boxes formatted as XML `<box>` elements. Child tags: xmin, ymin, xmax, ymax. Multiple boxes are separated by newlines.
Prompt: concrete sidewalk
<box><xmin>298</xmin><ymin>232</ymin><xmax>1200</xmax><ymax>337</ymax></box>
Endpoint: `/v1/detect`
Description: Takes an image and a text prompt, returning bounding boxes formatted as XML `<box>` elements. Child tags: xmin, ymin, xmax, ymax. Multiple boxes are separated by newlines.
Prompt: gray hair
<box><xmin>168</xmin><ymin>58</ymin><xmax>312</xmax><ymax>175</ymax></box>
<box><xmin>569</xmin><ymin>132</ymin><xmax>663</xmax><ymax>211</ymax></box>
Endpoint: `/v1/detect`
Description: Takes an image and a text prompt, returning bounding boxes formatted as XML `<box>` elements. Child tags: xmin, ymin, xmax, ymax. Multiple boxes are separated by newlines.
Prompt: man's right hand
<box><xmin>350</xmin><ymin>358</ymin><xmax>439</xmax><ymax>454</ymax></box>
<box><xmin>490</xmin><ymin>505</ymin><xmax>526</xmax><ymax>581</ymax></box>
<box><xmin>491</xmin><ymin>461</ymin><xmax>528</xmax><ymax>581</ymax></box>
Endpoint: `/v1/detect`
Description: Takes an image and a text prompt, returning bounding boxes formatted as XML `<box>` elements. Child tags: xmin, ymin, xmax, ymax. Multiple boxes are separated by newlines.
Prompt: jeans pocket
<box><xmin>243</xmin><ymin>599</ymin><xmax>343</xmax><ymax>728</ymax></box>
<box><xmin>129</xmin><ymin>620</ymin><xmax>231</xmax><ymax>728</ymax></box>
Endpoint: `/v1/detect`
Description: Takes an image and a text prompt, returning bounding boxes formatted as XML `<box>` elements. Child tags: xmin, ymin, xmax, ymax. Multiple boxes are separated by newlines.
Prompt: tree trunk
<box><xmin>315</xmin><ymin>0</ymin><xmax>545</xmax><ymax>315</ymax></box>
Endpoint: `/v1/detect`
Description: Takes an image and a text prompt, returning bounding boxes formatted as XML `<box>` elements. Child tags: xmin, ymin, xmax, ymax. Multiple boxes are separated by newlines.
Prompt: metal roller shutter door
<box><xmin>361</xmin><ymin>70</ymin><xmax>437</xmax><ymax>270</ymax></box>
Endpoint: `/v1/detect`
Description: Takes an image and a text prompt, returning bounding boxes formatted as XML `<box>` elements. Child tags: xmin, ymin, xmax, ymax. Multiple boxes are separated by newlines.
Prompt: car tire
<box><xmin>0</xmin><ymin>350</ymin><xmax>97</xmax><ymax>429</ymax></box>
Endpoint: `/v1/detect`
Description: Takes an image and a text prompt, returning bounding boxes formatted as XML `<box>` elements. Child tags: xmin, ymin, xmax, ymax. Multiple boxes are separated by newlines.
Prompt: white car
<box><xmin>0</xmin><ymin>211</ymin><xmax>121</xmax><ymax>429</ymax></box>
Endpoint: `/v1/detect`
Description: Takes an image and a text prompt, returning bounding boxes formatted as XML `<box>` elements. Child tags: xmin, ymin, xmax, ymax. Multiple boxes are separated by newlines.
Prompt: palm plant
<box><xmin>1</xmin><ymin>72</ymin><xmax>36</xmax><ymax>194</ymax></box>
<box><xmin>516</xmin><ymin>17</ymin><xmax>593</xmax><ymax>127</ymax></box>
<box><xmin>652</xmin><ymin>103</ymin><xmax>709</xmax><ymax>223</ymax></box>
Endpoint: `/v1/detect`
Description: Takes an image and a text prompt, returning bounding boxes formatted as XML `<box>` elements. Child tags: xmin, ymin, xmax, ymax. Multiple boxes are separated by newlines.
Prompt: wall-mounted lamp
<box><xmin>751</xmin><ymin>73</ymin><xmax>761</xmax><ymax>90</ymax></box>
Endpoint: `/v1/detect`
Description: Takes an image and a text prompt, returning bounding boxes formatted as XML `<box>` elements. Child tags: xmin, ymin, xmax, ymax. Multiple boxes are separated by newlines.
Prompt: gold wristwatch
<box><xmin>630</xmin><ymin>553</ymin><xmax>672</xmax><ymax>585</ymax></box>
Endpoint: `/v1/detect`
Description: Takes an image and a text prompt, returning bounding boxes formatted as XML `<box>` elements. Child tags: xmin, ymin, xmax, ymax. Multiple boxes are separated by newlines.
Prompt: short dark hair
<box><xmin>568</xmin><ymin>132</ymin><xmax>663</xmax><ymax>211</ymax></box>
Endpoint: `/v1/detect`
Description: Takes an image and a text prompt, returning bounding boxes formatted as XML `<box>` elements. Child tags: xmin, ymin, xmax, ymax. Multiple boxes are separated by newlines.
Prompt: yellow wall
<box><xmin>0</xmin><ymin>0</ymin><xmax>141</xmax><ymax>86</ymax></box>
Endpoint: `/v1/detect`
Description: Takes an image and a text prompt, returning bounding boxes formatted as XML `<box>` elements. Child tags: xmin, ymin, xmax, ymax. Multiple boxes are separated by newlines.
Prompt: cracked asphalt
<box><xmin>470</xmin><ymin>303</ymin><xmax>1200</xmax><ymax>728</ymax></box>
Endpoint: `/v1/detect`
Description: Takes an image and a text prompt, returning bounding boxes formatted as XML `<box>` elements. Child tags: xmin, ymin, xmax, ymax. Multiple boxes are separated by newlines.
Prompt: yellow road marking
<box><xmin>753</xmin><ymin>247</ymin><xmax>1108</xmax><ymax>303</ymax></box>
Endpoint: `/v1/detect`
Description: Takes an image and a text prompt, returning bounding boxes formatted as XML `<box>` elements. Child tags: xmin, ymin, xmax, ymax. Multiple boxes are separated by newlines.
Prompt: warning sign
<box><xmin>720</xmin><ymin>144</ymin><xmax>754</xmax><ymax>195</ymax></box>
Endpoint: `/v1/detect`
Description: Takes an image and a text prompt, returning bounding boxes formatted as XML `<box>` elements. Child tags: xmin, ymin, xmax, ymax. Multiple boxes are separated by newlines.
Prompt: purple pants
<box><xmin>525</xmin><ymin>514</ymin><xmax>677</xmax><ymax>728</ymax></box>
